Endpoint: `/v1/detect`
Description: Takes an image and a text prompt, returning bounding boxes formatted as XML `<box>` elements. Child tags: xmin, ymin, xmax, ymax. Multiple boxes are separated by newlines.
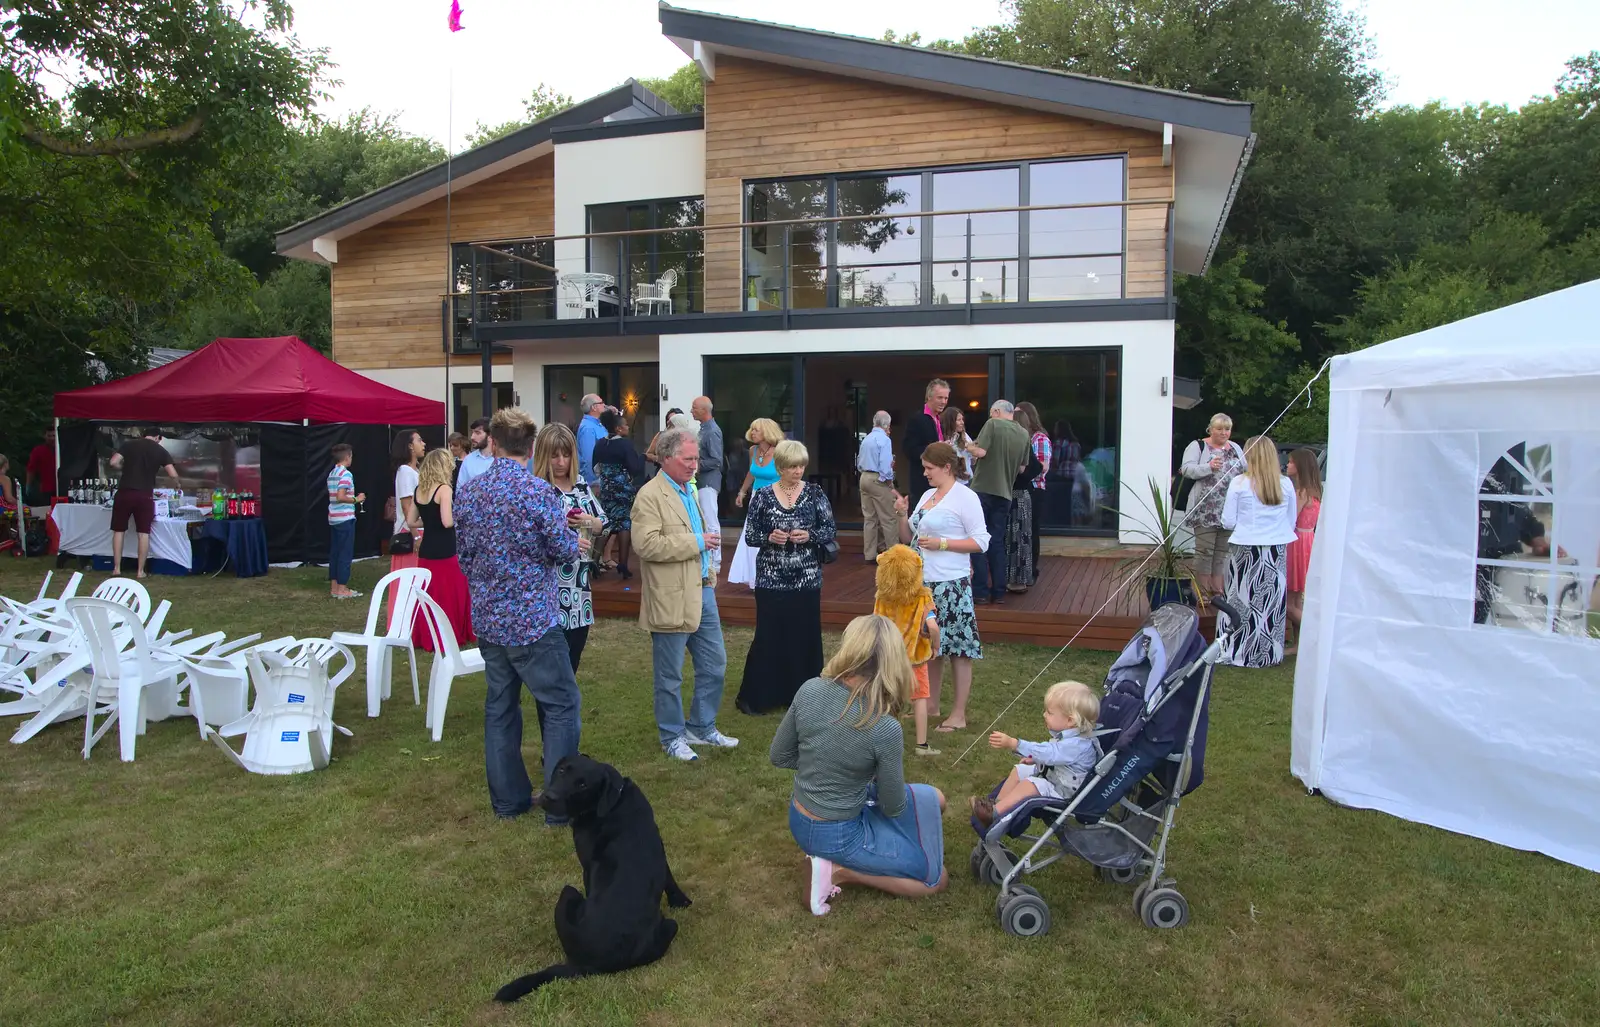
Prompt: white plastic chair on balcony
<box><xmin>62</xmin><ymin>597</ymin><xmax>191</xmax><ymax>761</ymax></box>
<box><xmin>210</xmin><ymin>644</ymin><xmax>353</xmax><ymax>775</ymax></box>
<box><xmin>330</xmin><ymin>567</ymin><xmax>430</xmax><ymax>719</ymax></box>
<box><xmin>632</xmin><ymin>267</ymin><xmax>678</xmax><ymax>316</ymax></box>
<box><xmin>414</xmin><ymin>591</ymin><xmax>484</xmax><ymax>742</ymax></box>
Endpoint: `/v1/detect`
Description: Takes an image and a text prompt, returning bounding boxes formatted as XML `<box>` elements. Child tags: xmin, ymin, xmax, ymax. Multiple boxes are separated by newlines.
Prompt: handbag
<box><xmin>389</xmin><ymin>531</ymin><xmax>414</xmax><ymax>555</ymax></box>
<box><xmin>817</xmin><ymin>539</ymin><xmax>839</xmax><ymax>565</ymax></box>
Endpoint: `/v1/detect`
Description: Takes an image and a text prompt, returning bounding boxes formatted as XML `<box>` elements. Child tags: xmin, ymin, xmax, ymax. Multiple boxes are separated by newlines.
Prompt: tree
<box><xmin>0</xmin><ymin>0</ymin><xmax>324</xmax><ymax>454</ymax></box>
<box><xmin>639</xmin><ymin>63</ymin><xmax>704</xmax><ymax>112</ymax></box>
<box><xmin>465</xmin><ymin>83</ymin><xmax>574</xmax><ymax>147</ymax></box>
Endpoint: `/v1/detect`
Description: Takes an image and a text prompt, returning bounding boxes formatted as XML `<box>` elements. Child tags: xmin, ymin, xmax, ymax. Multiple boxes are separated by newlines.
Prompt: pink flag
<box><xmin>448</xmin><ymin>0</ymin><xmax>464</xmax><ymax>32</ymax></box>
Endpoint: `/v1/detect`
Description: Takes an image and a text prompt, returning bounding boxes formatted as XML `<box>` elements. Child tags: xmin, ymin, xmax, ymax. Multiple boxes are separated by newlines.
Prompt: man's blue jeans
<box><xmin>481</xmin><ymin>627</ymin><xmax>581</xmax><ymax>822</ymax></box>
<box><xmin>970</xmin><ymin>492</ymin><xmax>1013</xmax><ymax>600</ymax></box>
<box><xmin>651</xmin><ymin>585</ymin><xmax>727</xmax><ymax>746</ymax></box>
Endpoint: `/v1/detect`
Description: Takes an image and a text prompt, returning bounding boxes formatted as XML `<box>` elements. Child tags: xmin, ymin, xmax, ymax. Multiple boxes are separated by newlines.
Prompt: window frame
<box><xmin>585</xmin><ymin>195</ymin><xmax>705</xmax><ymax>314</ymax></box>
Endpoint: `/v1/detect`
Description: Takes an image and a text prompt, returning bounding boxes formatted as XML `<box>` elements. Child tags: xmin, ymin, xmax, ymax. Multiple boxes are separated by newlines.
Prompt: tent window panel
<box><xmin>1474</xmin><ymin>436</ymin><xmax>1599</xmax><ymax>641</ymax></box>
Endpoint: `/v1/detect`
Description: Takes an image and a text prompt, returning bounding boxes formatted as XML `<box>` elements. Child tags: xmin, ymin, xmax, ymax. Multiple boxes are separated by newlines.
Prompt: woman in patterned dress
<box><xmin>736</xmin><ymin>439</ymin><xmax>838</xmax><ymax>715</ymax></box>
<box><xmin>1004</xmin><ymin>402</ymin><xmax>1050</xmax><ymax>593</ymax></box>
<box><xmin>591</xmin><ymin>409</ymin><xmax>643</xmax><ymax>580</ymax></box>
<box><xmin>1179</xmin><ymin>413</ymin><xmax>1248</xmax><ymax>601</ymax></box>
<box><xmin>893</xmin><ymin>441</ymin><xmax>991</xmax><ymax>733</ymax></box>
<box><xmin>533</xmin><ymin>423</ymin><xmax>606</xmax><ymax>673</ymax></box>
<box><xmin>1221</xmin><ymin>436</ymin><xmax>1297</xmax><ymax>668</ymax></box>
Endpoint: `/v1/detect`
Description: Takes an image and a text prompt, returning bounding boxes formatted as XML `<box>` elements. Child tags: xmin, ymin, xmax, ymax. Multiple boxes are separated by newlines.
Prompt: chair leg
<box><xmin>365</xmin><ymin>646</ymin><xmax>384</xmax><ymax>718</ymax></box>
<box><xmin>430</xmin><ymin>669</ymin><xmax>454</xmax><ymax>743</ymax></box>
<box><xmin>9</xmin><ymin>687</ymin><xmax>84</xmax><ymax>745</ymax></box>
<box><xmin>408</xmin><ymin>647</ymin><xmax>420</xmax><ymax>706</ymax></box>
<box><xmin>119</xmin><ymin>682</ymin><xmax>145</xmax><ymax>761</ymax></box>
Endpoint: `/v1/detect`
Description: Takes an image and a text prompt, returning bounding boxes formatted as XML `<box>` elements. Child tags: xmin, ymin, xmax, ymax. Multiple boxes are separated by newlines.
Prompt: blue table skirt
<box><xmin>192</xmin><ymin>519</ymin><xmax>269</xmax><ymax>578</ymax></box>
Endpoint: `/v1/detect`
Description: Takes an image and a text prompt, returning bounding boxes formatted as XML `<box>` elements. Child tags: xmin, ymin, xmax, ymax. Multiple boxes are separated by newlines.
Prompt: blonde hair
<box><xmin>1208</xmin><ymin>413</ymin><xmax>1234</xmax><ymax>431</ymax></box>
<box><xmin>1241</xmin><ymin>435</ymin><xmax>1284</xmax><ymax>506</ymax></box>
<box><xmin>746</xmin><ymin>418</ymin><xmax>783</xmax><ymax>446</ymax></box>
<box><xmin>667</xmin><ymin>412</ymin><xmax>696</xmax><ymax>433</ymax></box>
<box><xmin>533</xmin><ymin>421</ymin><xmax>577</xmax><ymax>485</ymax></box>
<box><xmin>822</xmin><ymin>615</ymin><xmax>912</xmax><ymax>727</ymax></box>
<box><xmin>773</xmin><ymin>439</ymin><xmax>809</xmax><ymax>471</ymax></box>
<box><xmin>1045</xmin><ymin>681</ymin><xmax>1100</xmax><ymax>738</ymax></box>
<box><xmin>415</xmin><ymin>448</ymin><xmax>455</xmax><ymax>501</ymax></box>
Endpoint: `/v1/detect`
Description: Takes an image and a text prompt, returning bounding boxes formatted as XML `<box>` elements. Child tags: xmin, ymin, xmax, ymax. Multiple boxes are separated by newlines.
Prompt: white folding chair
<box><xmin>632</xmin><ymin>267</ymin><xmax>678</xmax><ymax>316</ymax></box>
<box><xmin>64</xmin><ymin>597</ymin><xmax>190</xmax><ymax>761</ymax></box>
<box><xmin>415</xmin><ymin>591</ymin><xmax>484</xmax><ymax>742</ymax></box>
<box><xmin>211</xmin><ymin>649</ymin><xmax>339</xmax><ymax>775</ymax></box>
<box><xmin>330</xmin><ymin>566</ymin><xmax>430</xmax><ymax>719</ymax></box>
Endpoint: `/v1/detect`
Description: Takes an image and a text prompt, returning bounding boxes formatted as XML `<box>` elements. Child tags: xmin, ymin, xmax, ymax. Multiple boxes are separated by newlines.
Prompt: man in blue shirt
<box><xmin>575</xmin><ymin>393</ymin><xmax>606</xmax><ymax>482</ymax></box>
<box><xmin>455</xmin><ymin>417</ymin><xmax>494</xmax><ymax>486</ymax></box>
<box><xmin>691</xmin><ymin>396</ymin><xmax>724</xmax><ymax>575</ymax></box>
<box><xmin>455</xmin><ymin>407</ymin><xmax>584</xmax><ymax>823</ymax></box>
<box><xmin>856</xmin><ymin>409</ymin><xmax>898</xmax><ymax>562</ymax></box>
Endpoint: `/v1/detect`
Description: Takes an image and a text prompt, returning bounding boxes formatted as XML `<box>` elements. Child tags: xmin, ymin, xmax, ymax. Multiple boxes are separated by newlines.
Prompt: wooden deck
<box><xmin>591</xmin><ymin>534</ymin><xmax>1211</xmax><ymax>650</ymax></box>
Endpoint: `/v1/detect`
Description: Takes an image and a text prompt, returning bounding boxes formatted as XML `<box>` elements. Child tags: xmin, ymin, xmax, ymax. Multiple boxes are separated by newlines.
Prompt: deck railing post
<box><xmin>472</xmin><ymin>247</ymin><xmax>491</xmax><ymax>416</ymax></box>
<box><xmin>781</xmin><ymin>224</ymin><xmax>792</xmax><ymax>331</ymax></box>
<box><xmin>965</xmin><ymin>217</ymin><xmax>973</xmax><ymax>325</ymax></box>
<box><xmin>618</xmin><ymin>237</ymin><xmax>627</xmax><ymax>329</ymax></box>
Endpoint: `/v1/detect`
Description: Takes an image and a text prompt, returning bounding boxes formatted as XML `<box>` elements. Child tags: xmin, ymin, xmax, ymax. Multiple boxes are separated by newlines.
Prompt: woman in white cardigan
<box><xmin>894</xmin><ymin>441</ymin><xmax>991</xmax><ymax>736</ymax></box>
<box><xmin>1221</xmin><ymin>435</ymin><xmax>1298</xmax><ymax>667</ymax></box>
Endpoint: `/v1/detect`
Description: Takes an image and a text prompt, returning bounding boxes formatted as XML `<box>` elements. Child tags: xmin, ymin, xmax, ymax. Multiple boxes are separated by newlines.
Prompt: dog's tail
<box><xmin>494</xmin><ymin>963</ymin><xmax>585</xmax><ymax>1003</ymax></box>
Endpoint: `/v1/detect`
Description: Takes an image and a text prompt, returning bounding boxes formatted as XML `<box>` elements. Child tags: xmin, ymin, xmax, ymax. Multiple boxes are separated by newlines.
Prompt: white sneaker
<box><xmin>808</xmin><ymin>856</ymin><xmax>840</xmax><ymax>916</ymax></box>
<box><xmin>684</xmin><ymin>728</ymin><xmax>739</xmax><ymax>749</ymax></box>
<box><xmin>663</xmin><ymin>737</ymin><xmax>699</xmax><ymax>762</ymax></box>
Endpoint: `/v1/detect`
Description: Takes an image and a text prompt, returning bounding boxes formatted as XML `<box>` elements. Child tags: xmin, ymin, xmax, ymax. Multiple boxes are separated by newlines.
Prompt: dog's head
<box><xmin>534</xmin><ymin>753</ymin><xmax>625</xmax><ymax>821</ymax></box>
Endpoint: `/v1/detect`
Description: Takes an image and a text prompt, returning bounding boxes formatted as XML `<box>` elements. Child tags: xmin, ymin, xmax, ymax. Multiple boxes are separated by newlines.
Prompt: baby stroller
<box><xmin>970</xmin><ymin>598</ymin><xmax>1242</xmax><ymax>937</ymax></box>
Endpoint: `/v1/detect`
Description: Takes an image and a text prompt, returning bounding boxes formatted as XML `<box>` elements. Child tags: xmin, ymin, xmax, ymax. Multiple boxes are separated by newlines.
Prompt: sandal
<box><xmin>934</xmin><ymin>721</ymin><xmax>964</xmax><ymax>733</ymax></box>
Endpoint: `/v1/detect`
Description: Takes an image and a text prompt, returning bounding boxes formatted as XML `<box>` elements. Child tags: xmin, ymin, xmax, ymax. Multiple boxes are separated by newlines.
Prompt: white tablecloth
<box><xmin>51</xmin><ymin>505</ymin><xmax>193</xmax><ymax>570</ymax></box>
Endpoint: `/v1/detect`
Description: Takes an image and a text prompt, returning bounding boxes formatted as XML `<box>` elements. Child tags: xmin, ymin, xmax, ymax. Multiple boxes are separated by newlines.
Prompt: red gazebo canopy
<box><xmin>54</xmin><ymin>336</ymin><xmax>444</xmax><ymax>425</ymax></box>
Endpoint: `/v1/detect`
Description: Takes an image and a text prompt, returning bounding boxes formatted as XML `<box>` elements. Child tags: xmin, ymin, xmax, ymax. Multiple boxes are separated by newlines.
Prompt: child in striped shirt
<box><xmin>328</xmin><ymin>444</ymin><xmax>364</xmax><ymax>598</ymax></box>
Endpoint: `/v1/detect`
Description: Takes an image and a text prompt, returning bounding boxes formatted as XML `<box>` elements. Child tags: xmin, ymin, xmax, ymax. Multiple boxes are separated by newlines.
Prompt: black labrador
<box><xmin>494</xmin><ymin>754</ymin><xmax>691</xmax><ymax>1002</ymax></box>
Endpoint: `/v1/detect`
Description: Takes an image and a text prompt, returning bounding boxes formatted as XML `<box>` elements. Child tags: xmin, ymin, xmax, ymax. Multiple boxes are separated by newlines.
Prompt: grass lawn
<box><xmin>2</xmin><ymin>560</ymin><xmax>1597</xmax><ymax>1026</ymax></box>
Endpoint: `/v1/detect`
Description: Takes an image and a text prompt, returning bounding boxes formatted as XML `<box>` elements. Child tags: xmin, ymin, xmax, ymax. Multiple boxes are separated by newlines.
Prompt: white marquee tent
<box><xmin>1292</xmin><ymin>279</ymin><xmax>1600</xmax><ymax>871</ymax></box>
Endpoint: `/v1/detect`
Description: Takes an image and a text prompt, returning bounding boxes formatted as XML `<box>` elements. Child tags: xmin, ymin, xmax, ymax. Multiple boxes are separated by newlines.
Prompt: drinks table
<box><xmin>50</xmin><ymin>505</ymin><xmax>194</xmax><ymax>571</ymax></box>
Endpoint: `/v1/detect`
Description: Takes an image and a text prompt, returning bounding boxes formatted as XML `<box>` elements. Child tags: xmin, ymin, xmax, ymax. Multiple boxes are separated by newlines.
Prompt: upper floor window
<box><xmin>742</xmin><ymin>156</ymin><xmax>1125</xmax><ymax>311</ymax></box>
<box><xmin>587</xmin><ymin>197</ymin><xmax>705</xmax><ymax>315</ymax></box>
<box><xmin>451</xmin><ymin>239</ymin><xmax>556</xmax><ymax>351</ymax></box>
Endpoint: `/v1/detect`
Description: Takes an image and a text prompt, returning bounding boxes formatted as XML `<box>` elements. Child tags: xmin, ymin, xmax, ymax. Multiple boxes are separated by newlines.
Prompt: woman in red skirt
<box><xmin>408</xmin><ymin>448</ymin><xmax>475</xmax><ymax>651</ymax></box>
<box><xmin>1285</xmin><ymin>448</ymin><xmax>1323</xmax><ymax>653</ymax></box>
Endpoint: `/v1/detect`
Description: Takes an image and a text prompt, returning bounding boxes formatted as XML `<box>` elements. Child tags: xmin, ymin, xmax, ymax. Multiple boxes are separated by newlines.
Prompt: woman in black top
<box><xmin>736</xmin><ymin>439</ymin><xmax>837</xmax><ymax>715</ymax></box>
<box><xmin>406</xmin><ymin>448</ymin><xmax>475</xmax><ymax>652</ymax></box>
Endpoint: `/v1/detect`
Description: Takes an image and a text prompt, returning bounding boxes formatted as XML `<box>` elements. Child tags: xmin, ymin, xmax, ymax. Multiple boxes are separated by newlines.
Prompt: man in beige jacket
<box><xmin>633</xmin><ymin>427</ymin><xmax>738</xmax><ymax>762</ymax></box>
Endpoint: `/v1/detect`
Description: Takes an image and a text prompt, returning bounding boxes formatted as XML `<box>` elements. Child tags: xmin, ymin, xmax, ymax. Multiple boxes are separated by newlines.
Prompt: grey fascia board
<box><xmin>552</xmin><ymin>113</ymin><xmax>704</xmax><ymax>143</ymax></box>
<box><xmin>275</xmin><ymin>82</ymin><xmax>677</xmax><ymax>253</ymax></box>
<box><xmin>658</xmin><ymin>5</ymin><xmax>1251</xmax><ymax>138</ymax></box>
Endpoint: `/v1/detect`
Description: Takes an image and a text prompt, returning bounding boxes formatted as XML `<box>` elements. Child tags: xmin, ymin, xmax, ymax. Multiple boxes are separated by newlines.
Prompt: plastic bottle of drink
<box><xmin>212</xmin><ymin>490</ymin><xmax>224</xmax><ymax>519</ymax></box>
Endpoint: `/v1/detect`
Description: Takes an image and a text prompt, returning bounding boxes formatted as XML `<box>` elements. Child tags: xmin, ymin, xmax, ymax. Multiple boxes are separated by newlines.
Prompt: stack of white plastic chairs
<box><xmin>0</xmin><ymin>573</ymin><xmax>283</xmax><ymax>761</ymax></box>
<box><xmin>210</xmin><ymin>639</ymin><xmax>355</xmax><ymax>774</ymax></box>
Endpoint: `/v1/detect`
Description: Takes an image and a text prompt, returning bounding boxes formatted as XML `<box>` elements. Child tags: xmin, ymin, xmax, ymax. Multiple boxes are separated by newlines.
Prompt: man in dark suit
<box><xmin>901</xmin><ymin>377</ymin><xmax>950</xmax><ymax>511</ymax></box>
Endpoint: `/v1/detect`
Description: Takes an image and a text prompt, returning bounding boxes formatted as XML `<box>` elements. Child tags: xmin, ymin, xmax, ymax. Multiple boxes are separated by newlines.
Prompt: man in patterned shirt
<box><xmin>455</xmin><ymin>407</ymin><xmax>584</xmax><ymax>823</ymax></box>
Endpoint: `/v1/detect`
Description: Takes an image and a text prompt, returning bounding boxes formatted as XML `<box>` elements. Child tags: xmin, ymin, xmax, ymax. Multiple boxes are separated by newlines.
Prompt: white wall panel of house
<box><xmin>354</xmin><ymin>365</ymin><xmax>512</xmax><ymax>408</ymax></box>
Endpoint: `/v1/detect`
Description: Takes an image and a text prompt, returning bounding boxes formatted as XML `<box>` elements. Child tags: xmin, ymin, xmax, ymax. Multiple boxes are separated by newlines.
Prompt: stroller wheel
<box><xmin>1132</xmin><ymin>881</ymin><xmax>1153</xmax><ymax>917</ymax></box>
<box><xmin>970</xmin><ymin>843</ymin><xmax>1016</xmax><ymax>888</ymax></box>
<box><xmin>997</xmin><ymin>887</ymin><xmax>1052</xmax><ymax>938</ymax></box>
<box><xmin>1139</xmin><ymin>887</ymin><xmax>1190</xmax><ymax>930</ymax></box>
<box><xmin>1099</xmin><ymin>865</ymin><xmax>1142</xmax><ymax>886</ymax></box>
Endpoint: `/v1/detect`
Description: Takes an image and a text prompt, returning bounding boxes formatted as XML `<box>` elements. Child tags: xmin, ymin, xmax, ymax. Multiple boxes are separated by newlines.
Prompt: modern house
<box><xmin>276</xmin><ymin>4</ymin><xmax>1253</xmax><ymax>541</ymax></box>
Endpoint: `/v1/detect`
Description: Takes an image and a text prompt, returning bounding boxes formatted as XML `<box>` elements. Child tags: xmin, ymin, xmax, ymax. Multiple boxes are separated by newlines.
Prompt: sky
<box><xmin>284</xmin><ymin>0</ymin><xmax>1600</xmax><ymax>150</ymax></box>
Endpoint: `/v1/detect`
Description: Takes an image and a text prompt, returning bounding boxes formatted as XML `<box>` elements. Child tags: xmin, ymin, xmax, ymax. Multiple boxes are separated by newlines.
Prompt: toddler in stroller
<box><xmin>970</xmin><ymin>599</ymin><xmax>1242</xmax><ymax>937</ymax></box>
<box><xmin>970</xmin><ymin>681</ymin><xmax>1099</xmax><ymax>829</ymax></box>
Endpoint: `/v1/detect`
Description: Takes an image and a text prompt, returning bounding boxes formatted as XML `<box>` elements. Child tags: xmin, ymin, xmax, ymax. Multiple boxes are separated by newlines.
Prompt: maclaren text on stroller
<box><xmin>970</xmin><ymin>599</ymin><xmax>1242</xmax><ymax>937</ymax></box>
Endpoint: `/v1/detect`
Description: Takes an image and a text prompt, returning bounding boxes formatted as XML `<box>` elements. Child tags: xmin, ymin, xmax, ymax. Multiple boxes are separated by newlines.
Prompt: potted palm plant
<box><xmin>1111</xmin><ymin>476</ymin><xmax>1201</xmax><ymax>612</ymax></box>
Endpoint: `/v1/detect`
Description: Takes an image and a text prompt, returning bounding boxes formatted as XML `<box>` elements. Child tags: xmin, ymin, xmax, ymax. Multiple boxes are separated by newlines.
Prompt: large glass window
<box><xmin>1029</xmin><ymin>158</ymin><xmax>1125</xmax><ymax>300</ymax></box>
<box><xmin>452</xmin><ymin>239</ymin><xmax>557</xmax><ymax>351</ymax></box>
<box><xmin>1015</xmin><ymin>349</ymin><xmax>1121</xmax><ymax>534</ymax></box>
<box><xmin>705</xmin><ymin>356</ymin><xmax>796</xmax><ymax>521</ymax></box>
<box><xmin>587</xmin><ymin>197</ymin><xmax>704</xmax><ymax>315</ymax></box>
<box><xmin>745</xmin><ymin>180</ymin><xmax>828</xmax><ymax>310</ymax></box>
<box><xmin>932</xmin><ymin>167</ymin><xmax>1019</xmax><ymax>304</ymax></box>
<box><xmin>743</xmin><ymin>157</ymin><xmax>1128</xmax><ymax>310</ymax></box>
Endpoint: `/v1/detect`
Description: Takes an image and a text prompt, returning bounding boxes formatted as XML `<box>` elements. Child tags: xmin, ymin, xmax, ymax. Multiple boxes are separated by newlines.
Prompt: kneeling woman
<box><xmin>769</xmin><ymin>615</ymin><xmax>948</xmax><ymax>915</ymax></box>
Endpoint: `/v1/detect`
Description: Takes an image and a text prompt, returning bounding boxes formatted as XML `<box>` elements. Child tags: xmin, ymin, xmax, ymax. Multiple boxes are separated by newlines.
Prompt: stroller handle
<box><xmin>1210</xmin><ymin>597</ymin><xmax>1243</xmax><ymax>634</ymax></box>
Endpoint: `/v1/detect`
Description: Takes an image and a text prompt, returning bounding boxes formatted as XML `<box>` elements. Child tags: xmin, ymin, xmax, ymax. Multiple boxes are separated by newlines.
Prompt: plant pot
<box><xmin>1145</xmin><ymin>576</ymin><xmax>1197</xmax><ymax>612</ymax></box>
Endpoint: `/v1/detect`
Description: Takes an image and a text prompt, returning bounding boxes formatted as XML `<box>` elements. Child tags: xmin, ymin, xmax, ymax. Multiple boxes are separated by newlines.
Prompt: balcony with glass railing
<box><xmin>448</xmin><ymin>195</ymin><xmax>1173</xmax><ymax>351</ymax></box>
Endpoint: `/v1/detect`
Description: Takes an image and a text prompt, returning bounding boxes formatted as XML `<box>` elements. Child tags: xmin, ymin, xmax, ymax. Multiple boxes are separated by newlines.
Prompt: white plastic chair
<box><xmin>558</xmin><ymin>276</ymin><xmax>591</xmax><ymax>319</ymax></box>
<box><xmin>210</xmin><ymin>648</ymin><xmax>343</xmax><ymax>774</ymax></box>
<box><xmin>415</xmin><ymin>591</ymin><xmax>484</xmax><ymax>742</ymax></box>
<box><xmin>164</xmin><ymin>633</ymin><xmax>277</xmax><ymax>727</ymax></box>
<box><xmin>632</xmin><ymin>267</ymin><xmax>678</xmax><ymax>316</ymax></box>
<box><xmin>92</xmin><ymin>577</ymin><xmax>152</xmax><ymax>623</ymax></box>
<box><xmin>330</xmin><ymin>567</ymin><xmax>430</xmax><ymax>719</ymax></box>
<box><xmin>64</xmin><ymin>597</ymin><xmax>190</xmax><ymax>761</ymax></box>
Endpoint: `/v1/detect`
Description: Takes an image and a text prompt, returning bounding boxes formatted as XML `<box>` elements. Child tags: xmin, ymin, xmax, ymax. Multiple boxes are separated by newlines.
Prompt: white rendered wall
<box><xmin>510</xmin><ymin>338</ymin><xmax>662</xmax><ymax>425</ymax></box>
<box><xmin>659</xmin><ymin>320</ymin><xmax>1176</xmax><ymax>542</ymax></box>
<box><xmin>552</xmin><ymin>130</ymin><xmax>706</xmax><ymax>286</ymax></box>
<box><xmin>352</xmin><ymin>365</ymin><xmax>512</xmax><ymax>409</ymax></box>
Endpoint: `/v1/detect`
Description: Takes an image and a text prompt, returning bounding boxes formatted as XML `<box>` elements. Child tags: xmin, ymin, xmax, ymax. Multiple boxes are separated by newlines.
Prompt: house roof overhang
<box><xmin>274</xmin><ymin>81</ymin><xmax>677</xmax><ymax>264</ymax></box>
<box><xmin>659</xmin><ymin>3</ymin><xmax>1254</xmax><ymax>274</ymax></box>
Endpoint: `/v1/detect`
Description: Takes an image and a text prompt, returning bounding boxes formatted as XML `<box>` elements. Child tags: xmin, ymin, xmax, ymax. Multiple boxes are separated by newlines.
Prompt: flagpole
<box><xmin>443</xmin><ymin>58</ymin><xmax>453</xmax><ymax>433</ymax></box>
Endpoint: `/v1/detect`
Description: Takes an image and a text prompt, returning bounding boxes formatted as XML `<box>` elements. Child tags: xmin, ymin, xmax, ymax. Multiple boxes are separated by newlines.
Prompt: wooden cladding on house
<box><xmin>330</xmin><ymin>155</ymin><xmax>554</xmax><ymax>369</ymax></box>
<box><xmin>703</xmin><ymin>56</ymin><xmax>1171</xmax><ymax>313</ymax></box>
